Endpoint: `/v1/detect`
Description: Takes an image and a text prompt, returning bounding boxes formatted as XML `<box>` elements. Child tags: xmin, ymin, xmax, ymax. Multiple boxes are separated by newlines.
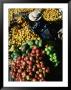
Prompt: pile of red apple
<box><xmin>10</xmin><ymin>46</ymin><xmax>50</xmax><ymax>81</ymax></box>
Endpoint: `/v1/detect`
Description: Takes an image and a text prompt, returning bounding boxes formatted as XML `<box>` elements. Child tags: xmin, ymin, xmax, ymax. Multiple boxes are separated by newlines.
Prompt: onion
<box><xmin>42</xmin><ymin>67</ymin><xmax>45</xmax><ymax>70</ymax></box>
<box><xmin>22</xmin><ymin>61</ymin><xmax>26</xmax><ymax>66</ymax></box>
<box><xmin>39</xmin><ymin>57</ymin><xmax>42</xmax><ymax>60</ymax></box>
<box><xmin>13</xmin><ymin>68</ymin><xmax>16</xmax><ymax>72</ymax></box>
<box><xmin>39</xmin><ymin>69</ymin><xmax>42</xmax><ymax>73</ymax></box>
<box><xmin>11</xmin><ymin>61</ymin><xmax>15</xmax><ymax>66</ymax></box>
<box><xmin>26</xmin><ymin>60</ymin><xmax>29</xmax><ymax>64</ymax></box>
<box><xmin>42</xmin><ymin>51</ymin><xmax>45</xmax><ymax>54</ymax></box>
<box><xmin>36</xmin><ymin>71</ymin><xmax>39</xmax><ymax>74</ymax></box>
<box><xmin>36</xmin><ymin>56</ymin><xmax>39</xmax><ymax>60</ymax></box>
<box><xmin>30</xmin><ymin>53</ymin><xmax>35</xmax><ymax>56</ymax></box>
<box><xmin>46</xmin><ymin>67</ymin><xmax>50</xmax><ymax>73</ymax></box>
<box><xmin>22</xmin><ymin>72</ymin><xmax>26</xmax><ymax>77</ymax></box>
<box><xmin>10</xmin><ymin>71</ymin><xmax>13</xmax><ymax>75</ymax></box>
<box><xmin>36</xmin><ymin>60</ymin><xmax>39</xmax><ymax>63</ymax></box>
<box><xmin>32</xmin><ymin>46</ymin><xmax>37</xmax><ymax>50</ymax></box>
<box><xmin>26</xmin><ymin>75</ymin><xmax>30</xmax><ymax>80</ymax></box>
<box><xmin>15</xmin><ymin>78</ymin><xmax>19</xmax><ymax>81</ymax></box>
<box><xmin>29</xmin><ymin>61</ymin><xmax>32</xmax><ymax>65</ymax></box>
<box><xmin>18</xmin><ymin>69</ymin><xmax>21</xmax><ymax>73</ymax></box>
<box><xmin>36</xmin><ymin>53</ymin><xmax>40</xmax><ymax>57</ymax></box>
<box><xmin>36</xmin><ymin>64</ymin><xmax>40</xmax><ymax>68</ymax></box>
<box><xmin>22</xmin><ymin>56</ymin><xmax>25</xmax><ymax>59</ymax></box>
<box><xmin>11</xmin><ymin>72</ymin><xmax>15</xmax><ymax>79</ymax></box>
<box><xmin>11</xmin><ymin>75</ymin><xmax>14</xmax><ymax>79</ymax></box>
<box><xmin>29</xmin><ymin>56</ymin><xmax>33</xmax><ymax>61</ymax></box>
<box><xmin>40</xmin><ymin>62</ymin><xmax>44</xmax><ymax>67</ymax></box>
<box><xmin>32</xmin><ymin>67</ymin><xmax>35</xmax><ymax>72</ymax></box>
<box><xmin>35</xmin><ymin>74</ymin><xmax>37</xmax><ymax>78</ymax></box>
<box><xmin>31</xmin><ymin>49</ymin><xmax>36</xmax><ymax>54</ymax></box>
<box><xmin>10</xmin><ymin>47</ymin><xmax>50</xmax><ymax>81</ymax></box>
<box><xmin>17</xmin><ymin>56</ymin><xmax>21</xmax><ymax>60</ymax></box>
<box><xmin>32</xmin><ymin>78</ymin><xmax>37</xmax><ymax>81</ymax></box>
<box><xmin>36</xmin><ymin>49</ymin><xmax>40</xmax><ymax>53</ymax></box>
<box><xmin>39</xmin><ymin>78</ymin><xmax>44</xmax><ymax>81</ymax></box>
<box><xmin>20</xmin><ymin>60</ymin><xmax>24</xmax><ymax>63</ymax></box>
<box><xmin>39</xmin><ymin>73</ymin><xmax>43</xmax><ymax>78</ymax></box>
<box><xmin>20</xmin><ymin>65</ymin><xmax>24</xmax><ymax>69</ymax></box>
<box><xmin>29</xmin><ymin>72</ymin><xmax>32</xmax><ymax>76</ymax></box>
<box><xmin>16</xmin><ymin>60</ymin><xmax>20</xmax><ymax>64</ymax></box>
<box><xmin>28</xmin><ymin>65</ymin><xmax>32</xmax><ymax>70</ymax></box>
<box><xmin>25</xmin><ymin>56</ymin><xmax>29</xmax><ymax>60</ymax></box>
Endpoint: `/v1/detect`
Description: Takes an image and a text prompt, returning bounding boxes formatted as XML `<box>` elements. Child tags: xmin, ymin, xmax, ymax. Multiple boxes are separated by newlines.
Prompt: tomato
<box><xmin>31</xmin><ymin>49</ymin><xmax>36</xmax><ymax>54</ymax></box>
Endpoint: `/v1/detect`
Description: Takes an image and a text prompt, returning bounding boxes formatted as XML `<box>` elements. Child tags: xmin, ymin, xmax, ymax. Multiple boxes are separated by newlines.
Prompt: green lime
<box><xmin>47</xmin><ymin>50</ymin><xmax>50</xmax><ymax>55</ymax></box>
<box><xmin>48</xmin><ymin>46</ymin><xmax>52</xmax><ymax>51</ymax></box>
<box><xmin>53</xmin><ymin>56</ymin><xmax>57</xmax><ymax>60</ymax></box>
<box><xmin>49</xmin><ymin>54</ymin><xmax>53</xmax><ymax>58</ymax></box>
<box><xmin>50</xmin><ymin>57</ymin><xmax>52</xmax><ymax>61</ymax></box>
<box><xmin>53</xmin><ymin>53</ymin><xmax>56</xmax><ymax>56</ymax></box>
<box><xmin>30</xmin><ymin>45</ymin><xmax>33</xmax><ymax>49</ymax></box>
<box><xmin>45</xmin><ymin>48</ymin><xmax>48</xmax><ymax>52</ymax></box>
<box><xmin>38</xmin><ymin>42</ymin><xmax>42</xmax><ymax>47</ymax></box>
<box><xmin>35</xmin><ymin>40</ymin><xmax>39</xmax><ymax>45</ymax></box>
<box><xmin>55</xmin><ymin>62</ymin><xmax>59</xmax><ymax>67</ymax></box>
<box><xmin>27</xmin><ymin>40</ymin><xmax>33</xmax><ymax>46</ymax></box>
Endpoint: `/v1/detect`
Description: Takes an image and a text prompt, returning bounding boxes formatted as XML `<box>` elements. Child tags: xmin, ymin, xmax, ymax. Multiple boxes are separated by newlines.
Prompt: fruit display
<box><xmin>42</xmin><ymin>9</ymin><xmax>62</xmax><ymax>21</ymax></box>
<box><xmin>9</xmin><ymin>24</ymin><xmax>40</xmax><ymax>47</ymax></box>
<box><xmin>8</xmin><ymin>8</ymin><xmax>35</xmax><ymax>22</ymax></box>
<box><xmin>9</xmin><ymin>46</ymin><xmax>50</xmax><ymax>81</ymax></box>
<box><xmin>8</xmin><ymin>8</ymin><xmax>62</xmax><ymax>81</ymax></box>
<box><xmin>44</xmin><ymin>45</ymin><xmax>59</xmax><ymax>67</ymax></box>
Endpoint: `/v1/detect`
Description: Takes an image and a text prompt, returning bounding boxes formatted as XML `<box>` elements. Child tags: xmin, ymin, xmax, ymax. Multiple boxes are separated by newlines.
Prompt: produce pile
<box><xmin>9</xmin><ymin>25</ymin><xmax>40</xmax><ymax>47</ymax></box>
<box><xmin>8</xmin><ymin>8</ymin><xmax>35</xmax><ymax>22</ymax></box>
<box><xmin>10</xmin><ymin>46</ymin><xmax>49</xmax><ymax>81</ymax></box>
<box><xmin>43</xmin><ymin>9</ymin><xmax>62</xmax><ymax>21</ymax></box>
<box><xmin>9</xmin><ymin>8</ymin><xmax>62</xmax><ymax>81</ymax></box>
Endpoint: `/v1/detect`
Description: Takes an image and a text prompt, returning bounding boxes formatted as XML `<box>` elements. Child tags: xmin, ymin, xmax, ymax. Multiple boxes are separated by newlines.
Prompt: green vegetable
<box><xmin>22</xmin><ymin>53</ymin><xmax>26</xmax><ymax>56</ymax></box>
<box><xmin>55</xmin><ymin>61</ymin><xmax>59</xmax><ymax>67</ymax></box>
<box><xmin>46</xmin><ymin>51</ymin><xmax>50</xmax><ymax>55</ymax></box>
<box><xmin>50</xmin><ymin>57</ymin><xmax>53</xmax><ymax>61</ymax></box>
<box><xmin>30</xmin><ymin>45</ymin><xmax>33</xmax><ymax>49</ymax></box>
<box><xmin>9</xmin><ymin>45</ymin><xmax>14</xmax><ymax>52</ymax></box>
<box><xmin>44</xmin><ymin>45</ymin><xmax>59</xmax><ymax>67</ymax></box>
<box><xmin>11</xmin><ymin>52</ymin><xmax>19</xmax><ymax>60</ymax></box>
<box><xmin>38</xmin><ymin>42</ymin><xmax>42</xmax><ymax>47</ymax></box>
<box><xmin>45</xmin><ymin>48</ymin><xmax>48</xmax><ymax>52</ymax></box>
<box><xmin>38</xmin><ymin>40</ymin><xmax>42</xmax><ymax>47</ymax></box>
<box><xmin>53</xmin><ymin>53</ymin><xmax>56</xmax><ymax>56</ymax></box>
<box><xmin>26</xmin><ymin>49</ymin><xmax>29</xmax><ymax>54</ymax></box>
<box><xmin>35</xmin><ymin>40</ymin><xmax>39</xmax><ymax>46</ymax></box>
<box><xmin>48</xmin><ymin>46</ymin><xmax>52</xmax><ymax>51</ymax></box>
<box><xmin>53</xmin><ymin>56</ymin><xmax>57</xmax><ymax>60</ymax></box>
<box><xmin>27</xmin><ymin>40</ymin><xmax>34</xmax><ymax>46</ymax></box>
<box><xmin>49</xmin><ymin>54</ymin><xmax>52</xmax><ymax>58</ymax></box>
